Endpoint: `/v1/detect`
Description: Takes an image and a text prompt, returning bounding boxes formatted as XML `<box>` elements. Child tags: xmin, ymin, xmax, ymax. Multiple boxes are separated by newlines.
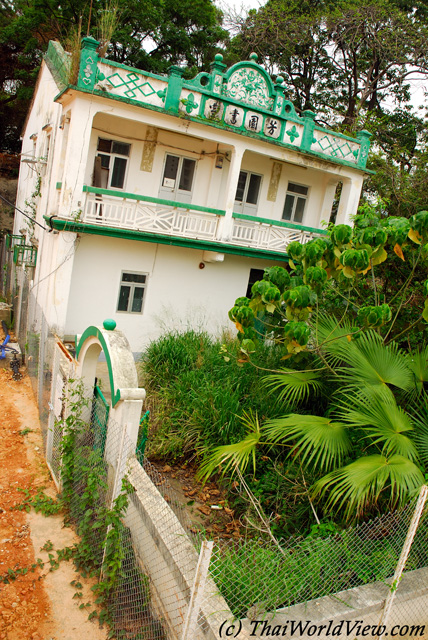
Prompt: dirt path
<box><xmin>0</xmin><ymin>368</ymin><xmax>108</xmax><ymax>640</ymax></box>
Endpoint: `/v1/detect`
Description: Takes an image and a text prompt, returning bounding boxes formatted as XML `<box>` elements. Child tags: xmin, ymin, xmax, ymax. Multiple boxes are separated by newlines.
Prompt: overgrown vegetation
<box><xmin>142</xmin><ymin>207</ymin><xmax>428</xmax><ymax>535</ymax></box>
<box><xmin>141</xmin><ymin>330</ymin><xmax>284</xmax><ymax>459</ymax></box>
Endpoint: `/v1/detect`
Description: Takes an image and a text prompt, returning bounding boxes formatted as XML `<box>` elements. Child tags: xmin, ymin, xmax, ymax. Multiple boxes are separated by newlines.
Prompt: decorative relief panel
<box><xmin>225</xmin><ymin>67</ymin><xmax>274</xmax><ymax>110</ymax></box>
<box><xmin>312</xmin><ymin>130</ymin><xmax>360</xmax><ymax>163</ymax></box>
<box><xmin>264</xmin><ymin>117</ymin><xmax>281</xmax><ymax>139</ymax></box>
<box><xmin>284</xmin><ymin>123</ymin><xmax>303</xmax><ymax>146</ymax></box>
<box><xmin>224</xmin><ymin>105</ymin><xmax>244</xmax><ymax>127</ymax></box>
<box><xmin>244</xmin><ymin>111</ymin><xmax>263</xmax><ymax>133</ymax></box>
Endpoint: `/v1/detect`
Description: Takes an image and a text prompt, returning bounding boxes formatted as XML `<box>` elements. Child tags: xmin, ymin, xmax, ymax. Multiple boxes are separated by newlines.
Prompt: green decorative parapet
<box><xmin>45</xmin><ymin>41</ymin><xmax>71</xmax><ymax>90</ymax></box>
<box><xmin>164</xmin><ymin>65</ymin><xmax>185</xmax><ymax>113</ymax></box>
<box><xmin>45</xmin><ymin>37</ymin><xmax>372</xmax><ymax>171</ymax></box>
<box><xmin>78</xmin><ymin>36</ymin><xmax>104</xmax><ymax>90</ymax></box>
<box><xmin>356</xmin><ymin>130</ymin><xmax>372</xmax><ymax>168</ymax></box>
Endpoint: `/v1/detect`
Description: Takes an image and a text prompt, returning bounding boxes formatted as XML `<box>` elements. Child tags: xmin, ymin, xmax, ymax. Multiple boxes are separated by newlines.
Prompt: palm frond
<box><xmin>407</xmin><ymin>346</ymin><xmax>428</xmax><ymax>397</ymax></box>
<box><xmin>198</xmin><ymin>411</ymin><xmax>262</xmax><ymax>481</ymax></box>
<box><xmin>335</xmin><ymin>390</ymin><xmax>418</xmax><ymax>461</ymax></box>
<box><xmin>263</xmin><ymin>369</ymin><xmax>323</xmax><ymax>406</ymax></box>
<box><xmin>263</xmin><ymin>414</ymin><xmax>351</xmax><ymax>472</ymax></box>
<box><xmin>336</xmin><ymin>331</ymin><xmax>414</xmax><ymax>393</ymax></box>
<box><xmin>411</xmin><ymin>406</ymin><xmax>428</xmax><ymax>467</ymax></box>
<box><xmin>312</xmin><ymin>454</ymin><xmax>424</xmax><ymax>518</ymax></box>
<box><xmin>312</xmin><ymin>313</ymin><xmax>359</xmax><ymax>368</ymax></box>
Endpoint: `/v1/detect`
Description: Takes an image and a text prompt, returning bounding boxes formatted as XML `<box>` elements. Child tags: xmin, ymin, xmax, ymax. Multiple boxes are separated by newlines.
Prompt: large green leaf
<box><xmin>411</xmin><ymin>407</ymin><xmax>428</xmax><ymax>467</ymax></box>
<box><xmin>335</xmin><ymin>390</ymin><xmax>418</xmax><ymax>461</ymax></box>
<box><xmin>312</xmin><ymin>454</ymin><xmax>424</xmax><ymax>518</ymax></box>
<box><xmin>312</xmin><ymin>313</ymin><xmax>358</xmax><ymax>367</ymax></box>
<box><xmin>407</xmin><ymin>346</ymin><xmax>428</xmax><ymax>396</ymax></box>
<box><xmin>198</xmin><ymin>412</ymin><xmax>262</xmax><ymax>480</ymax></box>
<box><xmin>263</xmin><ymin>369</ymin><xmax>323</xmax><ymax>406</ymax></box>
<box><xmin>336</xmin><ymin>332</ymin><xmax>413</xmax><ymax>393</ymax></box>
<box><xmin>263</xmin><ymin>414</ymin><xmax>351</xmax><ymax>471</ymax></box>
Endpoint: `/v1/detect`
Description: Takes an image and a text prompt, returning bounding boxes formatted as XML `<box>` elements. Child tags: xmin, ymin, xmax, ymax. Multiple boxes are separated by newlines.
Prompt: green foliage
<box><xmin>0</xmin><ymin>0</ymin><xmax>227</xmax><ymax>151</ymax></box>
<box><xmin>228</xmin><ymin>209</ymin><xmax>428</xmax><ymax>356</ymax></box>
<box><xmin>12</xmin><ymin>488</ymin><xmax>62</xmax><ymax>516</ymax></box>
<box><xmin>210</xmin><ymin>510</ymin><xmax>428</xmax><ymax>619</ymax></box>
<box><xmin>141</xmin><ymin>330</ymin><xmax>284</xmax><ymax>460</ymax></box>
<box><xmin>203</xmin><ymin>315</ymin><xmax>428</xmax><ymax>520</ymax></box>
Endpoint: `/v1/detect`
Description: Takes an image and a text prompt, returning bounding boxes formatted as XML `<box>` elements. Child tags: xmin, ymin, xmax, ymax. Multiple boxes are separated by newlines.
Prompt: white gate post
<box><xmin>181</xmin><ymin>540</ymin><xmax>214</xmax><ymax>640</ymax></box>
<box><xmin>377</xmin><ymin>485</ymin><xmax>428</xmax><ymax>637</ymax></box>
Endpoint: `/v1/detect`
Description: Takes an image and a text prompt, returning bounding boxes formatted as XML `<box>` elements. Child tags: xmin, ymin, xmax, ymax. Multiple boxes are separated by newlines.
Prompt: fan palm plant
<box><xmin>200</xmin><ymin>319</ymin><xmax>428</xmax><ymax>520</ymax></box>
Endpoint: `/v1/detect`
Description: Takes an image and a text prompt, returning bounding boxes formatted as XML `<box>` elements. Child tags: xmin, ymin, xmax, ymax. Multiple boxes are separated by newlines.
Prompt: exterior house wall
<box><xmin>64</xmin><ymin>234</ymin><xmax>282</xmax><ymax>352</ymax></box>
<box><xmin>83</xmin><ymin>112</ymin><xmax>339</xmax><ymax>229</ymax></box>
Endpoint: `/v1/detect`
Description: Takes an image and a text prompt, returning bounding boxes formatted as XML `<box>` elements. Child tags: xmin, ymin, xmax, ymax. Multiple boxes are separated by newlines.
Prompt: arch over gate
<box><xmin>75</xmin><ymin>319</ymin><xmax>146</xmax><ymax>448</ymax></box>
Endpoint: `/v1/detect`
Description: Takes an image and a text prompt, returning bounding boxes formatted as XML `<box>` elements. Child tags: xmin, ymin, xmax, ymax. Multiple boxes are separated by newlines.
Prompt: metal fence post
<box><xmin>377</xmin><ymin>485</ymin><xmax>428</xmax><ymax>637</ymax></box>
<box><xmin>181</xmin><ymin>540</ymin><xmax>214</xmax><ymax>640</ymax></box>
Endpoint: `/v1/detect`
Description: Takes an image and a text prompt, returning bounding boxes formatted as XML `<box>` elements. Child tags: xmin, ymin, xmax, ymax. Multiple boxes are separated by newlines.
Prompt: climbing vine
<box><xmin>24</xmin><ymin>175</ymin><xmax>41</xmax><ymax>240</ymax></box>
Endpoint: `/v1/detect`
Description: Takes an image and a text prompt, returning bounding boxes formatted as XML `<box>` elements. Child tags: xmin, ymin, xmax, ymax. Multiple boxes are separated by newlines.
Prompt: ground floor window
<box><xmin>246</xmin><ymin>268</ymin><xmax>265</xmax><ymax>298</ymax></box>
<box><xmin>117</xmin><ymin>272</ymin><xmax>147</xmax><ymax>313</ymax></box>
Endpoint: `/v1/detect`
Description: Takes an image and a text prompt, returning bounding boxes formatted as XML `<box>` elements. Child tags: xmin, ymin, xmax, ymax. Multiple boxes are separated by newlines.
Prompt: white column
<box><xmin>217</xmin><ymin>145</ymin><xmax>245</xmax><ymax>241</ymax></box>
<box><xmin>336</xmin><ymin>175</ymin><xmax>364</xmax><ymax>226</ymax></box>
<box><xmin>58</xmin><ymin>100</ymin><xmax>97</xmax><ymax>217</ymax></box>
<box><xmin>320</xmin><ymin>180</ymin><xmax>339</xmax><ymax>226</ymax></box>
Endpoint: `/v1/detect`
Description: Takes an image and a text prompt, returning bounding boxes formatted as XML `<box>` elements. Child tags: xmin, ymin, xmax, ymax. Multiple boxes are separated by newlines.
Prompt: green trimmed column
<box><xmin>78</xmin><ymin>36</ymin><xmax>99</xmax><ymax>90</ymax></box>
<box><xmin>165</xmin><ymin>65</ymin><xmax>185</xmax><ymax>113</ymax></box>
<box><xmin>300</xmin><ymin>110</ymin><xmax>316</xmax><ymax>152</ymax></box>
<box><xmin>356</xmin><ymin>130</ymin><xmax>372</xmax><ymax>168</ymax></box>
<box><xmin>209</xmin><ymin>53</ymin><xmax>227</xmax><ymax>95</ymax></box>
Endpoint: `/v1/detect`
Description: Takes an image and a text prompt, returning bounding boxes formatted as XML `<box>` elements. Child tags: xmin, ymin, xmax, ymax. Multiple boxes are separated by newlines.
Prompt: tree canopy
<box><xmin>0</xmin><ymin>0</ymin><xmax>227</xmax><ymax>152</ymax></box>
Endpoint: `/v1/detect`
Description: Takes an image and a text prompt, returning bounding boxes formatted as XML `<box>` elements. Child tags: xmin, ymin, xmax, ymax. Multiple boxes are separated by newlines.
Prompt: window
<box><xmin>96</xmin><ymin>138</ymin><xmax>131</xmax><ymax>189</ymax></box>
<box><xmin>117</xmin><ymin>272</ymin><xmax>147</xmax><ymax>313</ymax></box>
<box><xmin>159</xmin><ymin>154</ymin><xmax>196</xmax><ymax>203</ymax></box>
<box><xmin>235</xmin><ymin>171</ymin><xmax>262</xmax><ymax>205</ymax></box>
<box><xmin>282</xmin><ymin>182</ymin><xmax>309</xmax><ymax>224</ymax></box>
<box><xmin>235</xmin><ymin>171</ymin><xmax>262</xmax><ymax>215</ymax></box>
<box><xmin>246</xmin><ymin>268</ymin><xmax>265</xmax><ymax>298</ymax></box>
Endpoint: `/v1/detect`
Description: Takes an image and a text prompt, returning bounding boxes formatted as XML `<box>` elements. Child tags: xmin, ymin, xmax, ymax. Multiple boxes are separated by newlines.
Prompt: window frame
<box><xmin>96</xmin><ymin>137</ymin><xmax>131</xmax><ymax>191</ymax></box>
<box><xmin>235</xmin><ymin>170</ymin><xmax>263</xmax><ymax>208</ymax></box>
<box><xmin>282</xmin><ymin>181</ymin><xmax>310</xmax><ymax>224</ymax></box>
<box><xmin>160</xmin><ymin>153</ymin><xmax>197</xmax><ymax>195</ymax></box>
<box><xmin>116</xmin><ymin>271</ymin><xmax>148</xmax><ymax>314</ymax></box>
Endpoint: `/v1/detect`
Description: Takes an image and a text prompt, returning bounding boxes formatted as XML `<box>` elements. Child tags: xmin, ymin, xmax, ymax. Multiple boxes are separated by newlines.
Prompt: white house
<box><xmin>11</xmin><ymin>37</ymin><xmax>371</xmax><ymax>354</ymax></box>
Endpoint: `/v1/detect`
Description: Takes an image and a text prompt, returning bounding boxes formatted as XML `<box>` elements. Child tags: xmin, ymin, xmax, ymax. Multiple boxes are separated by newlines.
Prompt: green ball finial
<box><xmin>103</xmin><ymin>319</ymin><xmax>117</xmax><ymax>331</ymax></box>
<box><xmin>275</xmin><ymin>75</ymin><xmax>284</xmax><ymax>85</ymax></box>
<box><xmin>214</xmin><ymin>53</ymin><xmax>224</xmax><ymax>62</ymax></box>
<box><xmin>249</xmin><ymin>52</ymin><xmax>258</xmax><ymax>62</ymax></box>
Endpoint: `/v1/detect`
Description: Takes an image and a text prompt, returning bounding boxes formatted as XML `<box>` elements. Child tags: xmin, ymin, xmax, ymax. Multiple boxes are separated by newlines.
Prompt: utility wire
<box><xmin>0</xmin><ymin>193</ymin><xmax>49</xmax><ymax>232</ymax></box>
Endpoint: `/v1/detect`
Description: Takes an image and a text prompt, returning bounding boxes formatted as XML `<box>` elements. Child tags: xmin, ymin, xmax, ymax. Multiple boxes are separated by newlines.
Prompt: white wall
<box><xmin>82</xmin><ymin>112</ymin><xmax>347</xmax><ymax>230</ymax></box>
<box><xmin>65</xmin><ymin>234</ymin><xmax>284</xmax><ymax>352</ymax></box>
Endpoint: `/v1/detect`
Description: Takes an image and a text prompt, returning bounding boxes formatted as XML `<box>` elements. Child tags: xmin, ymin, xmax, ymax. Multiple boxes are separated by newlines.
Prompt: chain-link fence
<box><xmin>205</xmin><ymin>500</ymin><xmax>425</xmax><ymax>619</ymax></box>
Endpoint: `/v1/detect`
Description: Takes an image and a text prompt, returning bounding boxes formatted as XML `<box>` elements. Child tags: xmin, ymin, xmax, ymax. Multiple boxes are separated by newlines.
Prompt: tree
<box><xmin>229</xmin><ymin>0</ymin><xmax>428</xmax><ymax>132</ymax></box>
<box><xmin>0</xmin><ymin>0</ymin><xmax>227</xmax><ymax>151</ymax></box>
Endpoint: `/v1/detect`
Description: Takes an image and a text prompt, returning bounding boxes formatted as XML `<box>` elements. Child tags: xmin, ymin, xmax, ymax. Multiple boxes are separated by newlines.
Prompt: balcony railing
<box><xmin>72</xmin><ymin>187</ymin><xmax>325</xmax><ymax>255</ymax></box>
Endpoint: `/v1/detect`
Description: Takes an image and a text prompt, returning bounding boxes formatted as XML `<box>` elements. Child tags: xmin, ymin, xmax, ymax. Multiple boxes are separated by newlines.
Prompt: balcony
<box><xmin>52</xmin><ymin>187</ymin><xmax>326</xmax><ymax>257</ymax></box>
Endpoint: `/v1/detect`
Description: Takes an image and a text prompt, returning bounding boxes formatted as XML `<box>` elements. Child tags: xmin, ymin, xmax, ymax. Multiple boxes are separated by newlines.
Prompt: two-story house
<box><xmin>12</xmin><ymin>37</ymin><xmax>371</xmax><ymax>354</ymax></box>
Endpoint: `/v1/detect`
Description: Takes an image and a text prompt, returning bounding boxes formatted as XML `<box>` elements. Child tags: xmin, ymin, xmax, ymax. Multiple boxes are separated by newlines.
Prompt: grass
<box><xmin>140</xmin><ymin>330</ymin><xmax>285</xmax><ymax>461</ymax></box>
<box><xmin>209</xmin><ymin>506</ymin><xmax>428</xmax><ymax>618</ymax></box>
